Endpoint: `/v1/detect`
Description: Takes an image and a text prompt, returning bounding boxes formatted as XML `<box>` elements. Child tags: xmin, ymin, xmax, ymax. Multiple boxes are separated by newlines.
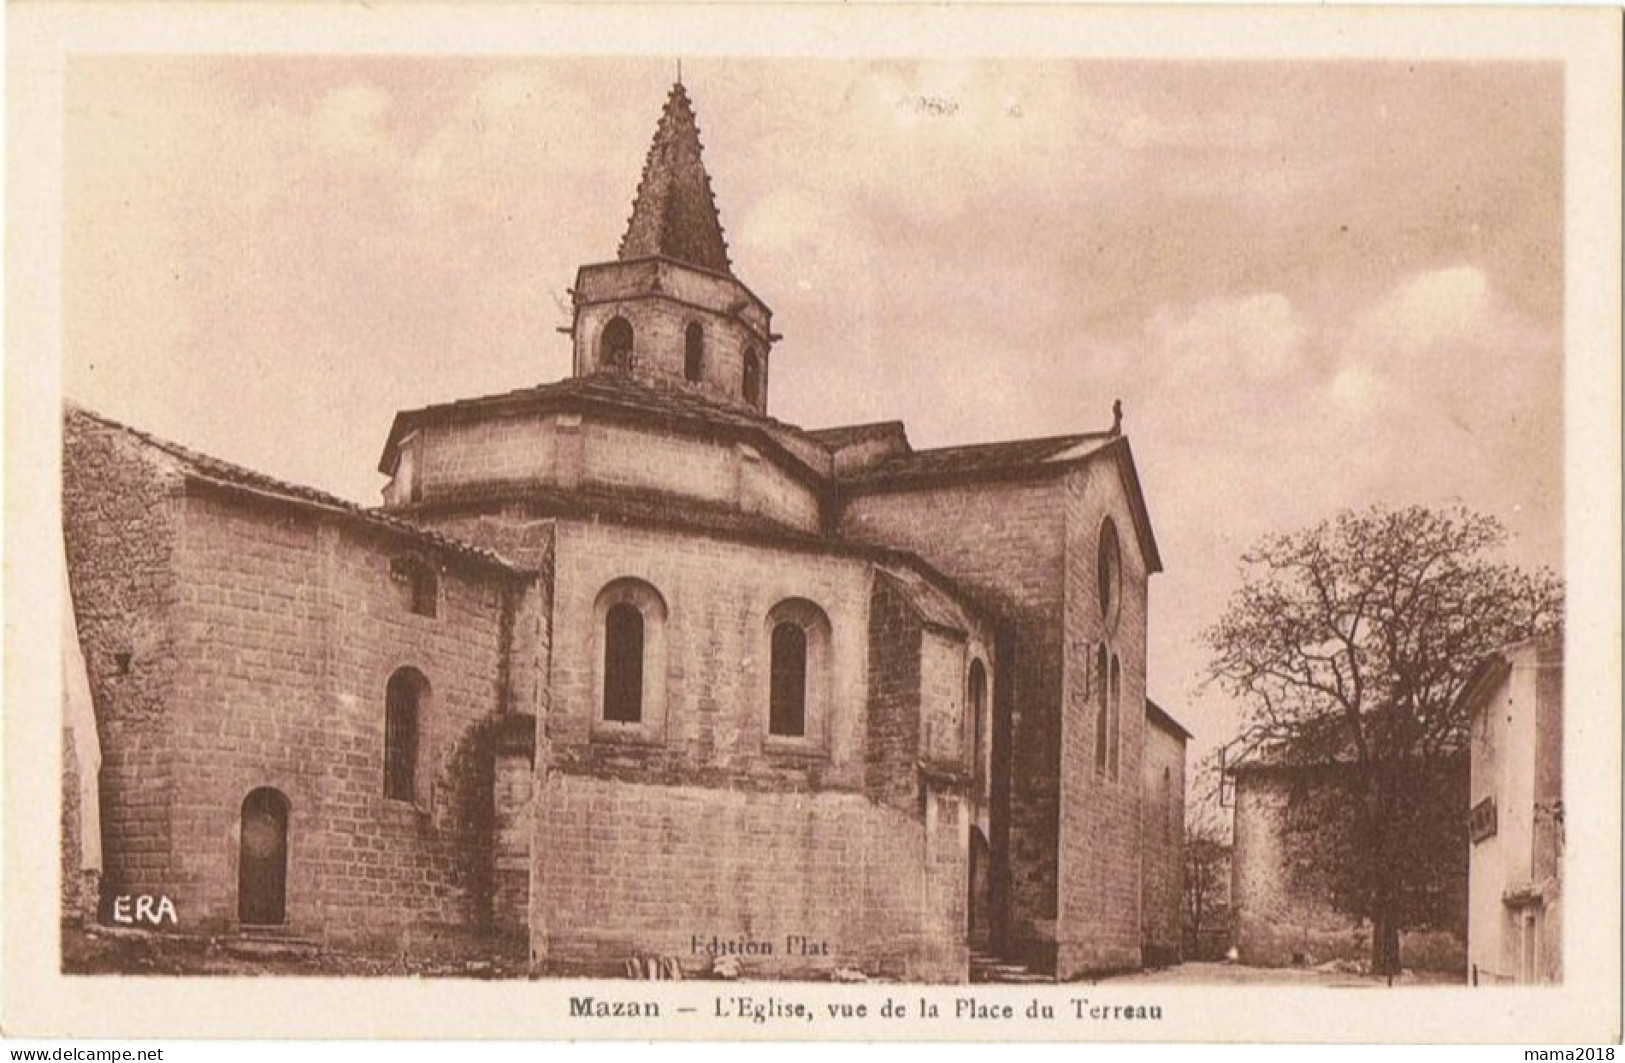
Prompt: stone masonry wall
<box><xmin>1056</xmin><ymin>462</ymin><xmax>1149</xmax><ymax>976</ymax></box>
<box><xmin>574</xmin><ymin>287</ymin><xmax>766</xmax><ymax>413</ymax></box>
<box><xmin>419</xmin><ymin>414</ymin><xmax>557</xmax><ymax>499</ymax></box>
<box><xmin>410</xmin><ymin>414</ymin><xmax>821</xmax><ymax>534</ymax></box>
<box><xmin>164</xmin><ymin>487</ymin><xmax>523</xmax><ymax>947</ymax></box>
<box><xmin>1231</xmin><ymin>764</ymin><xmax>1467</xmax><ymax>972</ymax></box>
<box><xmin>543</xmin><ymin>520</ymin><xmax>873</xmax><ymax>789</ymax></box>
<box><xmin>1141</xmin><ymin>718</ymin><xmax>1185</xmax><ymax>966</ymax></box>
<box><xmin>62</xmin><ymin>412</ymin><xmax>185</xmax><ymax>919</ymax></box>
<box><xmin>840</xmin><ymin>477</ymin><xmax>1066</xmax><ymax>968</ymax></box>
<box><xmin>865</xmin><ymin>574</ymin><xmax>923</xmax><ymax>816</ymax></box>
<box><xmin>532</xmin><ymin>774</ymin><xmax>965</xmax><ymax>980</ymax></box>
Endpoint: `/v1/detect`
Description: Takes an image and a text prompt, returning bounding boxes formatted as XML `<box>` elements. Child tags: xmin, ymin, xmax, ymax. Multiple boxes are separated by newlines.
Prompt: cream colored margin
<box><xmin>5</xmin><ymin>2</ymin><xmax>1620</xmax><ymax>1043</ymax></box>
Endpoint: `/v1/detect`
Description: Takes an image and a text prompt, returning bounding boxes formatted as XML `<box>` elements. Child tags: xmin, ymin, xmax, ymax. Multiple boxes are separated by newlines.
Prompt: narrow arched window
<box><xmin>684</xmin><ymin>322</ymin><xmax>704</xmax><ymax>382</ymax></box>
<box><xmin>603</xmin><ymin>603</ymin><xmax>645</xmax><ymax>723</ymax></box>
<box><xmin>769</xmin><ymin>622</ymin><xmax>808</xmax><ymax>737</ymax></box>
<box><xmin>390</xmin><ymin>555</ymin><xmax>437</xmax><ymax>618</ymax></box>
<box><xmin>385</xmin><ymin>668</ymin><xmax>427</xmax><ymax>801</ymax></box>
<box><xmin>969</xmin><ymin>659</ymin><xmax>988</xmax><ymax>784</ymax></box>
<box><xmin>600</xmin><ymin>316</ymin><xmax>634</xmax><ymax>370</ymax></box>
<box><xmin>1108</xmin><ymin>654</ymin><xmax>1122</xmax><ymax>780</ymax></box>
<box><xmin>743</xmin><ymin>349</ymin><xmax>763</xmax><ymax>406</ymax></box>
<box><xmin>1094</xmin><ymin>645</ymin><xmax>1109</xmax><ymax>775</ymax></box>
<box><xmin>1163</xmin><ymin>766</ymin><xmax>1174</xmax><ymax>841</ymax></box>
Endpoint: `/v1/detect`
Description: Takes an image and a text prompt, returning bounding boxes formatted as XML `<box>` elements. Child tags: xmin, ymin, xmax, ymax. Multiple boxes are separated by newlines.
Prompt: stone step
<box><xmin>968</xmin><ymin>951</ymin><xmax>1054</xmax><ymax>985</ymax></box>
<box><xmin>223</xmin><ymin>930</ymin><xmax>322</xmax><ymax>960</ymax></box>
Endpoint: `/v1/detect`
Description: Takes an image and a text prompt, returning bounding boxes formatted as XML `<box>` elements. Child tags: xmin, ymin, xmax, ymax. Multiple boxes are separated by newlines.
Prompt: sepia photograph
<box><xmin>6</xmin><ymin>1</ymin><xmax>1621</xmax><ymax>1045</ymax></box>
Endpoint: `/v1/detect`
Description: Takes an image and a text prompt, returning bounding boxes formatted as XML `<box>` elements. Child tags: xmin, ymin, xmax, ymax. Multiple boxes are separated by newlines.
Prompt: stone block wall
<box><xmin>532</xmin><ymin>775</ymin><xmax>966</xmax><ymax>980</ymax></box>
<box><xmin>1232</xmin><ymin>762</ymin><xmax>1468</xmax><ymax>972</ymax></box>
<box><xmin>1141</xmin><ymin>716</ymin><xmax>1185</xmax><ymax>966</ymax></box>
<box><xmin>62</xmin><ymin>412</ymin><xmax>185</xmax><ymax>919</ymax></box>
<box><xmin>573</xmin><ymin>258</ymin><xmax>771</xmax><ymax>413</ymax></box>
<box><xmin>841</xmin><ymin>476</ymin><xmax>1067</xmax><ymax>967</ymax></box>
<box><xmin>163</xmin><ymin>487</ymin><xmax>524</xmax><ymax>946</ymax></box>
<box><xmin>1056</xmin><ymin>462</ymin><xmax>1150</xmax><ymax>976</ymax></box>
<box><xmin>404</xmin><ymin>413</ymin><xmax>822</xmax><ymax>534</ymax></box>
<box><xmin>865</xmin><ymin>574</ymin><xmax>923</xmax><ymax>815</ymax></box>
<box><xmin>543</xmin><ymin>520</ymin><xmax>873</xmax><ymax>788</ymax></box>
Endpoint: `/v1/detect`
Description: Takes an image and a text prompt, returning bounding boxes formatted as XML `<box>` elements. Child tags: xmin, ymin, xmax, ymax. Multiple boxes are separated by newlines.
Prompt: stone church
<box><xmin>61</xmin><ymin>82</ymin><xmax>1183</xmax><ymax>981</ymax></box>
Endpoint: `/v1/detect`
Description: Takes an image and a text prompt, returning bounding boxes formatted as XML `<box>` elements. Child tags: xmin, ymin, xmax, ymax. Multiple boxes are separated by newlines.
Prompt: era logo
<box><xmin>112</xmin><ymin>894</ymin><xmax>178</xmax><ymax>926</ymax></box>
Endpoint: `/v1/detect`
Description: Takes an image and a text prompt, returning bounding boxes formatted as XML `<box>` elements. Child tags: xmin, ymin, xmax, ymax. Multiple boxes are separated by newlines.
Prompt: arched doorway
<box><xmin>239</xmin><ymin>788</ymin><xmax>290</xmax><ymax>926</ymax></box>
<box><xmin>968</xmin><ymin>826</ymin><xmax>992</xmax><ymax>949</ymax></box>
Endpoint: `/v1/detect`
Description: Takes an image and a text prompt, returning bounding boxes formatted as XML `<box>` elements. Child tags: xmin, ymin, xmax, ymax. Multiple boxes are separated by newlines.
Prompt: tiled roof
<box><xmin>839</xmin><ymin>432</ymin><xmax>1117</xmax><ymax>486</ymax></box>
<box><xmin>67</xmin><ymin>405</ymin><xmax>523</xmax><ymax>574</ymax></box>
<box><xmin>875</xmin><ymin>563</ymin><xmax>979</xmax><ymax>636</ymax></box>
<box><xmin>616</xmin><ymin>82</ymin><xmax>732</xmax><ymax>274</ymax></box>
<box><xmin>395</xmin><ymin>482</ymin><xmax>990</xmax><ymax>629</ymax></box>
<box><xmin>380</xmin><ymin>373</ymin><xmax>833</xmax><ymax>480</ymax></box>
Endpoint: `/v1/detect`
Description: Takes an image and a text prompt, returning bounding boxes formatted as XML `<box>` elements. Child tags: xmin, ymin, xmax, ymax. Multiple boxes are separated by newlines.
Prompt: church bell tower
<box><xmin>569</xmin><ymin>82</ymin><xmax>776</xmax><ymax>415</ymax></box>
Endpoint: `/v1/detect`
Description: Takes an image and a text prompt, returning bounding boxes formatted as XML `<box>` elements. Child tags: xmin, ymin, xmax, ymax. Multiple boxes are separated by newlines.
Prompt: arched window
<box><xmin>1108</xmin><ymin>654</ymin><xmax>1122</xmax><ymax>780</ymax></box>
<box><xmin>390</xmin><ymin>555</ymin><xmax>437</xmax><ymax>618</ymax></box>
<box><xmin>684</xmin><ymin>322</ymin><xmax>704</xmax><ymax>382</ymax></box>
<box><xmin>764</xmin><ymin>599</ymin><xmax>831</xmax><ymax>745</ymax></box>
<box><xmin>1094</xmin><ymin>644</ymin><xmax>1109</xmax><ymax>775</ymax></box>
<box><xmin>769</xmin><ymin>622</ymin><xmax>808</xmax><ymax>737</ymax></box>
<box><xmin>743</xmin><ymin>349</ymin><xmax>763</xmax><ymax>406</ymax></box>
<box><xmin>1163</xmin><ymin>766</ymin><xmax>1175</xmax><ymax>841</ymax></box>
<box><xmin>603</xmin><ymin>603</ymin><xmax>645</xmax><ymax>723</ymax></box>
<box><xmin>600</xmin><ymin>316</ymin><xmax>634</xmax><ymax>370</ymax></box>
<box><xmin>1098</xmin><ymin>518</ymin><xmax>1123</xmax><ymax>634</ymax></box>
<box><xmin>593</xmin><ymin>578</ymin><xmax>668</xmax><ymax>735</ymax></box>
<box><xmin>969</xmin><ymin>659</ymin><xmax>988</xmax><ymax>784</ymax></box>
<box><xmin>385</xmin><ymin>668</ymin><xmax>428</xmax><ymax>801</ymax></box>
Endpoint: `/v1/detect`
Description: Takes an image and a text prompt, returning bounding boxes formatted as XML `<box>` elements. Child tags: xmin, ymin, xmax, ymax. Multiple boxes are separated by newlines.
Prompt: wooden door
<box><xmin>239</xmin><ymin>788</ymin><xmax>289</xmax><ymax>926</ymax></box>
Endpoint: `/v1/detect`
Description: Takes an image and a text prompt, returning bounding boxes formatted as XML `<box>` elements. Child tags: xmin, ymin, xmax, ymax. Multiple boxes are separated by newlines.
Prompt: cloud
<box><xmin>1147</xmin><ymin>291</ymin><xmax>1309</xmax><ymax>382</ymax></box>
<box><xmin>312</xmin><ymin>82</ymin><xmax>396</xmax><ymax>164</ymax></box>
<box><xmin>1346</xmin><ymin>265</ymin><xmax>1492</xmax><ymax>360</ymax></box>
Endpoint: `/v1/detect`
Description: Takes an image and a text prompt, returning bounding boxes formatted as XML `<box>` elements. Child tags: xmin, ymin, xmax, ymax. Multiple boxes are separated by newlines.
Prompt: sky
<box><xmin>62</xmin><ymin>56</ymin><xmax>1565</xmax><ymax>778</ymax></box>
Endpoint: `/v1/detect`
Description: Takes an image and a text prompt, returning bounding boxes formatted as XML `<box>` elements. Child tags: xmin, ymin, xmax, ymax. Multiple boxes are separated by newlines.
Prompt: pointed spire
<box><xmin>617</xmin><ymin>82</ymin><xmax>733</xmax><ymax>275</ymax></box>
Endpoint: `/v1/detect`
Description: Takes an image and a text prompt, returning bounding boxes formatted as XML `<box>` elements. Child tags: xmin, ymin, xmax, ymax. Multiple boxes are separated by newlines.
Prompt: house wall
<box><xmin>1467</xmin><ymin>638</ymin><xmax>1564</xmax><ymax>984</ymax></box>
<box><xmin>1232</xmin><ymin>763</ymin><xmax>1468</xmax><ymax>972</ymax></box>
<box><xmin>1142</xmin><ymin>718</ymin><xmax>1185</xmax><ymax>966</ymax></box>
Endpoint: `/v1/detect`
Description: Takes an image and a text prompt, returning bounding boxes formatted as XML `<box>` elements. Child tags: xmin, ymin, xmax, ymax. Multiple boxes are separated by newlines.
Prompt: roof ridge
<box><xmin>904</xmin><ymin>430</ymin><xmax>1112</xmax><ymax>458</ymax></box>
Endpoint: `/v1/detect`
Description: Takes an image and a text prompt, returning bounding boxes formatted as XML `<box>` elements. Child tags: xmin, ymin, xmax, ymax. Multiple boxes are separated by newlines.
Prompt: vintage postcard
<box><xmin>4</xmin><ymin>1</ymin><xmax>1621</xmax><ymax>1046</ymax></box>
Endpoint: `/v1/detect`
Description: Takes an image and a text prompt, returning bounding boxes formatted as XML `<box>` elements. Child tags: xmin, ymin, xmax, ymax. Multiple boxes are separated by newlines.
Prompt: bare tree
<box><xmin>1205</xmin><ymin>504</ymin><xmax>1561</xmax><ymax>975</ymax></box>
<box><xmin>1182</xmin><ymin>752</ymin><xmax>1231</xmax><ymax>960</ymax></box>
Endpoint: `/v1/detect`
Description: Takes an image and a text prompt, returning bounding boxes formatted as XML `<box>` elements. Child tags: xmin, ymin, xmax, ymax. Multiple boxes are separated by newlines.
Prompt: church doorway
<box><xmin>238</xmin><ymin>788</ymin><xmax>290</xmax><ymax>926</ymax></box>
<box><xmin>968</xmin><ymin>826</ymin><xmax>992</xmax><ymax>949</ymax></box>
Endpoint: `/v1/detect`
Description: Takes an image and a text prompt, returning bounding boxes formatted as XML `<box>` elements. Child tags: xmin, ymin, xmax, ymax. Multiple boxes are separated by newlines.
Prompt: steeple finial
<box><xmin>1111</xmin><ymin>399</ymin><xmax>1123</xmax><ymax>436</ymax></box>
<box><xmin>617</xmin><ymin>82</ymin><xmax>733</xmax><ymax>274</ymax></box>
